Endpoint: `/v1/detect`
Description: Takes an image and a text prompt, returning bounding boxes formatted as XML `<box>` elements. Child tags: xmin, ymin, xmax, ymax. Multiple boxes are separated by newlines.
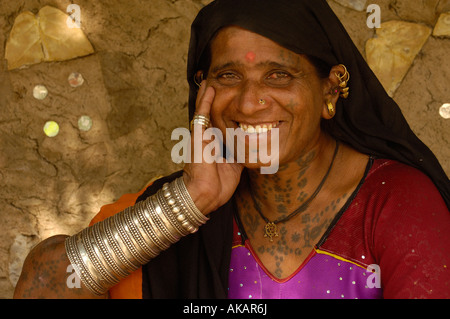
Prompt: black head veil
<box><xmin>186</xmin><ymin>0</ymin><xmax>450</xmax><ymax>208</ymax></box>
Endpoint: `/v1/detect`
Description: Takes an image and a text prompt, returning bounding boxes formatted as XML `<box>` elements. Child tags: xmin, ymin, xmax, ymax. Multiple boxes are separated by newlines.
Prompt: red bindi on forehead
<box><xmin>245</xmin><ymin>51</ymin><xmax>256</xmax><ymax>63</ymax></box>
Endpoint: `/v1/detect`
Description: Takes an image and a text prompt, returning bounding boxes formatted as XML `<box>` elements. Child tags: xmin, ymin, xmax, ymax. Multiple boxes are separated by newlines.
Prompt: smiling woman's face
<box><xmin>205</xmin><ymin>26</ymin><xmax>333</xmax><ymax>167</ymax></box>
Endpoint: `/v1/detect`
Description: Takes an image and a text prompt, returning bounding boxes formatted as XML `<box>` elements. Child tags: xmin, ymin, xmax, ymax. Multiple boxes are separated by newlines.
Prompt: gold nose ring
<box><xmin>259</xmin><ymin>99</ymin><xmax>266</xmax><ymax>105</ymax></box>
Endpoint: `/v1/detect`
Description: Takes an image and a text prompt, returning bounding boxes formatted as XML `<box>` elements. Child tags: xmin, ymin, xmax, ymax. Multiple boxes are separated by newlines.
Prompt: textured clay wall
<box><xmin>0</xmin><ymin>0</ymin><xmax>448</xmax><ymax>298</ymax></box>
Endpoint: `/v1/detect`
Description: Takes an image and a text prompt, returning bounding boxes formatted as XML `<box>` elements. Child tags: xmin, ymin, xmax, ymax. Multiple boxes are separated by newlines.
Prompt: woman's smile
<box><xmin>236</xmin><ymin>121</ymin><xmax>280</xmax><ymax>133</ymax></box>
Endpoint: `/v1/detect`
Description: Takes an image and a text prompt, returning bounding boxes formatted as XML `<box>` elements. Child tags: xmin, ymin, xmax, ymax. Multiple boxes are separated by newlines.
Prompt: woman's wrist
<box><xmin>182</xmin><ymin>173</ymin><xmax>222</xmax><ymax>215</ymax></box>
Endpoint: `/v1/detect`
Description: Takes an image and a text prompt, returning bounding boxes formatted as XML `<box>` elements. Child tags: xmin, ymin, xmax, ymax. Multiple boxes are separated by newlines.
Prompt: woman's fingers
<box><xmin>191</xmin><ymin>82</ymin><xmax>215</xmax><ymax>163</ymax></box>
<box><xmin>194</xmin><ymin>81</ymin><xmax>215</xmax><ymax>118</ymax></box>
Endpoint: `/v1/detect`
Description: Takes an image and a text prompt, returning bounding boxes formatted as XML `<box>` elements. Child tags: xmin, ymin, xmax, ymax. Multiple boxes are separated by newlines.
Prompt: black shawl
<box><xmin>140</xmin><ymin>0</ymin><xmax>449</xmax><ymax>299</ymax></box>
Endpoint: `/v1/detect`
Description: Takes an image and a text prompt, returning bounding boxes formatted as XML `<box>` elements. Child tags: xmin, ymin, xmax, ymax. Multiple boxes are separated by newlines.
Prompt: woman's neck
<box><xmin>243</xmin><ymin>136</ymin><xmax>338</xmax><ymax>221</ymax></box>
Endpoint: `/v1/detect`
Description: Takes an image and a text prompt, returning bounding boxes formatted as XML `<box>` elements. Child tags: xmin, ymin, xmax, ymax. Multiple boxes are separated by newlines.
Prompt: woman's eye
<box><xmin>217</xmin><ymin>72</ymin><xmax>240</xmax><ymax>85</ymax></box>
<box><xmin>266</xmin><ymin>71</ymin><xmax>290</xmax><ymax>82</ymax></box>
<box><xmin>265</xmin><ymin>71</ymin><xmax>292</xmax><ymax>86</ymax></box>
<box><xmin>220</xmin><ymin>73</ymin><xmax>237</xmax><ymax>79</ymax></box>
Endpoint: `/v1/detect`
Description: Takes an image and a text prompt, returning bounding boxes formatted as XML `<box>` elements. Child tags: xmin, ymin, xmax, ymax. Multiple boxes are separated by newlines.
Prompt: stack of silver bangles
<box><xmin>65</xmin><ymin>177</ymin><xmax>209</xmax><ymax>295</ymax></box>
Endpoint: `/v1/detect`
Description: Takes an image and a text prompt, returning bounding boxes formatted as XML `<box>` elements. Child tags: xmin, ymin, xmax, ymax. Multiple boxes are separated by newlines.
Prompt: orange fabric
<box><xmin>89</xmin><ymin>185</ymin><xmax>149</xmax><ymax>299</ymax></box>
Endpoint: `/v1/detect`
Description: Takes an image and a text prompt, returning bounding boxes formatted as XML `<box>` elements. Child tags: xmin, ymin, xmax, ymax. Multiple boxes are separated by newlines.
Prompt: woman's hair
<box><xmin>305</xmin><ymin>55</ymin><xmax>332</xmax><ymax>79</ymax></box>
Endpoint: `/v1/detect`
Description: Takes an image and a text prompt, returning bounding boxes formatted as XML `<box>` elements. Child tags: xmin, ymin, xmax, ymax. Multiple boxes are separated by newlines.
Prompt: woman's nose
<box><xmin>236</xmin><ymin>80</ymin><xmax>268</xmax><ymax>115</ymax></box>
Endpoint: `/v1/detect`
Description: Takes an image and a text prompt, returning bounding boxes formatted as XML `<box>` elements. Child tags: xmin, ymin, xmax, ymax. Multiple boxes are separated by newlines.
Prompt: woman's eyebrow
<box><xmin>210</xmin><ymin>60</ymin><xmax>298</xmax><ymax>74</ymax></box>
<box><xmin>210</xmin><ymin>61</ymin><xmax>243</xmax><ymax>74</ymax></box>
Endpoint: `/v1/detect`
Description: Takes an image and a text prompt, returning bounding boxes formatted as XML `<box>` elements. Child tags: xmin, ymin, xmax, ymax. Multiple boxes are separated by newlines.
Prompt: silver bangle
<box><xmin>174</xmin><ymin>177</ymin><xmax>209</xmax><ymax>226</ymax></box>
<box><xmin>104</xmin><ymin>215</ymin><xmax>140</xmax><ymax>273</ymax></box>
<box><xmin>65</xmin><ymin>176</ymin><xmax>208</xmax><ymax>295</ymax></box>
<box><xmin>122</xmin><ymin>205</ymin><xmax>160</xmax><ymax>259</ymax></box>
<box><xmin>157</xmin><ymin>185</ymin><xmax>194</xmax><ymax>235</ymax></box>
<box><xmin>92</xmin><ymin>220</ymin><xmax>129</xmax><ymax>279</ymax></box>
<box><xmin>65</xmin><ymin>233</ymin><xmax>108</xmax><ymax>295</ymax></box>
<box><xmin>146</xmin><ymin>195</ymin><xmax>180</xmax><ymax>243</ymax></box>
<box><xmin>156</xmin><ymin>189</ymin><xmax>189</xmax><ymax>237</ymax></box>
<box><xmin>113</xmin><ymin>208</ymin><xmax>149</xmax><ymax>265</ymax></box>
<box><xmin>134</xmin><ymin>198</ymin><xmax>171</xmax><ymax>252</ymax></box>
<box><xmin>81</xmin><ymin>226</ymin><xmax>120</xmax><ymax>287</ymax></box>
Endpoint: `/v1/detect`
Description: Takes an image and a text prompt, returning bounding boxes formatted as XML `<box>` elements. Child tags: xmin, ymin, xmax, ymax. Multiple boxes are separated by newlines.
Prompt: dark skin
<box><xmin>14</xmin><ymin>26</ymin><xmax>368</xmax><ymax>297</ymax></box>
<box><xmin>13</xmin><ymin>235</ymin><xmax>106</xmax><ymax>298</ymax></box>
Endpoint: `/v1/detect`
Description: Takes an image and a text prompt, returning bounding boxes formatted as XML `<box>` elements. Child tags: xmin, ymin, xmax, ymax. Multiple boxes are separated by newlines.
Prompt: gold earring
<box><xmin>335</xmin><ymin>64</ymin><xmax>350</xmax><ymax>99</ymax></box>
<box><xmin>194</xmin><ymin>71</ymin><xmax>204</xmax><ymax>88</ymax></box>
<box><xmin>327</xmin><ymin>101</ymin><xmax>335</xmax><ymax>117</ymax></box>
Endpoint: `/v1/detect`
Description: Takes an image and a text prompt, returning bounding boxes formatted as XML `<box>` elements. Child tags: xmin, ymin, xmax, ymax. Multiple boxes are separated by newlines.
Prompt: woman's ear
<box><xmin>194</xmin><ymin>70</ymin><xmax>204</xmax><ymax>88</ymax></box>
<box><xmin>321</xmin><ymin>64</ymin><xmax>347</xmax><ymax>119</ymax></box>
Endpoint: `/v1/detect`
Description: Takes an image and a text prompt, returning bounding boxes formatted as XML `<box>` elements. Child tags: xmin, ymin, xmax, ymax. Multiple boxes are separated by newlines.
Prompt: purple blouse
<box><xmin>228</xmin><ymin>239</ymin><xmax>382</xmax><ymax>299</ymax></box>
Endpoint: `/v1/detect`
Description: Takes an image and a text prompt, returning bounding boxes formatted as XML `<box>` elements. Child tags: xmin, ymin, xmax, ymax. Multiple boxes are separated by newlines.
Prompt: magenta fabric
<box><xmin>228</xmin><ymin>244</ymin><xmax>382</xmax><ymax>299</ymax></box>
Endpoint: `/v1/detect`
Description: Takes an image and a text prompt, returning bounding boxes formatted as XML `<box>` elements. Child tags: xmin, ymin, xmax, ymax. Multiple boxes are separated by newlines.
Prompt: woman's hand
<box><xmin>183</xmin><ymin>81</ymin><xmax>244</xmax><ymax>215</ymax></box>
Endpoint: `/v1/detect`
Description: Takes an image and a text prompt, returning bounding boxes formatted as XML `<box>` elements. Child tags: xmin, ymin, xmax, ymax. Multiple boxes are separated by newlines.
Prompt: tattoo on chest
<box><xmin>245</xmin><ymin>192</ymin><xmax>348</xmax><ymax>279</ymax></box>
<box><xmin>240</xmin><ymin>150</ymin><xmax>349</xmax><ymax>278</ymax></box>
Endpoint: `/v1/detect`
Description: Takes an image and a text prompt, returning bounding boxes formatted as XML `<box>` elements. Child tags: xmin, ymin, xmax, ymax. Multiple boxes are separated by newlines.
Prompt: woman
<box><xmin>14</xmin><ymin>0</ymin><xmax>449</xmax><ymax>299</ymax></box>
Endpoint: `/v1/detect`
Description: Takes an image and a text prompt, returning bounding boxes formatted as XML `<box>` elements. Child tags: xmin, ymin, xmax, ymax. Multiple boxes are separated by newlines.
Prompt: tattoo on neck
<box><xmin>247</xmin><ymin>150</ymin><xmax>316</xmax><ymax>218</ymax></box>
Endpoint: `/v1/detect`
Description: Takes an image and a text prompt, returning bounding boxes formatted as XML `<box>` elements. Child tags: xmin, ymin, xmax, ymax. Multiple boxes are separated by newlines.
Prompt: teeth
<box><xmin>238</xmin><ymin>122</ymin><xmax>278</xmax><ymax>133</ymax></box>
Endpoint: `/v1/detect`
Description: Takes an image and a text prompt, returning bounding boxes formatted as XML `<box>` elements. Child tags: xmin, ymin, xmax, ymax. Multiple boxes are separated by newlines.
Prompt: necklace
<box><xmin>249</xmin><ymin>141</ymin><xmax>340</xmax><ymax>242</ymax></box>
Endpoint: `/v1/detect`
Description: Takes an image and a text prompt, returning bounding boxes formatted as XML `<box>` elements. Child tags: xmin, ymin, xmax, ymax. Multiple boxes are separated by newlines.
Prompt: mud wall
<box><xmin>0</xmin><ymin>0</ymin><xmax>448</xmax><ymax>298</ymax></box>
